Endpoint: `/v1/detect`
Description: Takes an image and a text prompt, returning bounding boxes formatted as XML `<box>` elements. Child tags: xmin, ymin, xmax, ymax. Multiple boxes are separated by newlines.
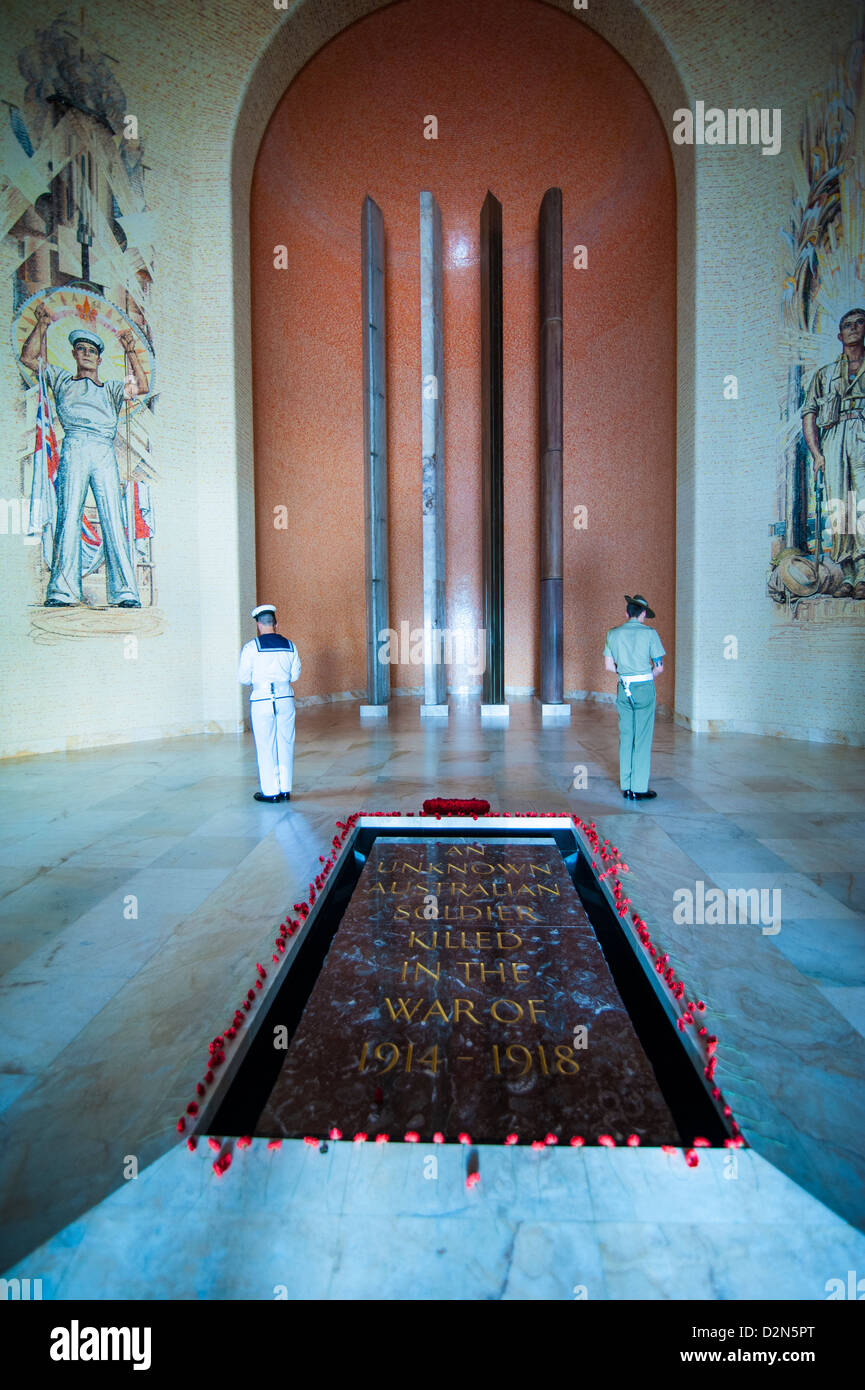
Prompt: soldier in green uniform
<box><xmin>801</xmin><ymin>307</ymin><xmax>865</xmax><ymax>598</ymax></box>
<box><xmin>603</xmin><ymin>595</ymin><xmax>665</xmax><ymax>801</ymax></box>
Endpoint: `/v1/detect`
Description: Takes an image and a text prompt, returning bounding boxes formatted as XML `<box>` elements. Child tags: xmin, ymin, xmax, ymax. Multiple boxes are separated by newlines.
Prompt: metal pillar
<box><xmin>420</xmin><ymin>191</ymin><xmax>447</xmax><ymax>714</ymax></box>
<box><xmin>480</xmin><ymin>190</ymin><xmax>505</xmax><ymax>711</ymax></box>
<box><xmin>361</xmin><ymin>194</ymin><xmax>389</xmax><ymax>712</ymax></box>
<box><xmin>539</xmin><ymin>187</ymin><xmax>566</xmax><ymax>712</ymax></box>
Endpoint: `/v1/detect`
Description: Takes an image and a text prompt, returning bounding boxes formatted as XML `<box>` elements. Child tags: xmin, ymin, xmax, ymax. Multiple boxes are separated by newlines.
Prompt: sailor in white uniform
<box><xmin>238</xmin><ymin>604</ymin><xmax>301</xmax><ymax>802</ymax></box>
<box><xmin>19</xmin><ymin>313</ymin><xmax>147</xmax><ymax>607</ymax></box>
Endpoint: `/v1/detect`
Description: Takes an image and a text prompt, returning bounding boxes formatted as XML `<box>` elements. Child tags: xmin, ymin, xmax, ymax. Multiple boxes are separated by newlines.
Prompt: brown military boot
<box><xmin>853</xmin><ymin>582</ymin><xmax>865</xmax><ymax>600</ymax></box>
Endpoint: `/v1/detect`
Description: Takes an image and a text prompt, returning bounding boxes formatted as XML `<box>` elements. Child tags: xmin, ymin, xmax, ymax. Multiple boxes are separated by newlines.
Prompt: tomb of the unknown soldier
<box><xmin>0</xmin><ymin>0</ymin><xmax>863</xmax><ymax>1355</ymax></box>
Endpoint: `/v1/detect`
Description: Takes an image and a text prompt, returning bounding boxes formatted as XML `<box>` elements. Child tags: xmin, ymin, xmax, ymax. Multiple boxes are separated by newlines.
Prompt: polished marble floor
<box><xmin>1</xmin><ymin>697</ymin><xmax>864</xmax><ymax>1297</ymax></box>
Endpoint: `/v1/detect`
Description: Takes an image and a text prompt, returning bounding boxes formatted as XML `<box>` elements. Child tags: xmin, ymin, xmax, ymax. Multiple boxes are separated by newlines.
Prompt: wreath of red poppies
<box><xmin>422</xmin><ymin>797</ymin><xmax>491</xmax><ymax>815</ymax></box>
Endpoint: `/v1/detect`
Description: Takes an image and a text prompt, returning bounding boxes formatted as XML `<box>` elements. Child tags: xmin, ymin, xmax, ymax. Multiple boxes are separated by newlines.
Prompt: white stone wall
<box><xmin>0</xmin><ymin>0</ymin><xmax>862</xmax><ymax>756</ymax></box>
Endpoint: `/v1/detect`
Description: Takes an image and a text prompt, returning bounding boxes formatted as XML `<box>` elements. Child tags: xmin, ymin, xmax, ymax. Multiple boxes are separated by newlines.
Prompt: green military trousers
<box><xmin>616</xmin><ymin>679</ymin><xmax>656</xmax><ymax>794</ymax></box>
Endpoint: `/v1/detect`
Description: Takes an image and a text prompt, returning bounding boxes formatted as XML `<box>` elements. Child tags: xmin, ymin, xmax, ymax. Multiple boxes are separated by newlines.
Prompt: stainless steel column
<box><xmin>361</xmin><ymin>194</ymin><xmax>389</xmax><ymax>710</ymax></box>
<box><xmin>539</xmin><ymin>187</ymin><xmax>564</xmax><ymax>706</ymax></box>
<box><xmin>420</xmin><ymin>191</ymin><xmax>447</xmax><ymax>713</ymax></box>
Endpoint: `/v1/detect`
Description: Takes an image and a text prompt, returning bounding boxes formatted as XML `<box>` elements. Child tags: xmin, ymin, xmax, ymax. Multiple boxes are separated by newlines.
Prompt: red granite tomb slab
<box><xmin>257</xmin><ymin>838</ymin><xmax>679</xmax><ymax>1144</ymax></box>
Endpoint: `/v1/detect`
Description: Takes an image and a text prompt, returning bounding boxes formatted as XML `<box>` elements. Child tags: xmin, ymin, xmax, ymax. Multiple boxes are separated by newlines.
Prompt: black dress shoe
<box><xmin>633</xmin><ymin>789</ymin><xmax>657</xmax><ymax>800</ymax></box>
<box><xmin>116</xmin><ymin>599</ymin><xmax>141</xmax><ymax>608</ymax></box>
<box><xmin>253</xmin><ymin>792</ymin><xmax>281</xmax><ymax>802</ymax></box>
<box><xmin>622</xmin><ymin>790</ymin><xmax>634</xmax><ymax>799</ymax></box>
<box><xmin>280</xmin><ymin>792</ymin><xmax>291</xmax><ymax>801</ymax></box>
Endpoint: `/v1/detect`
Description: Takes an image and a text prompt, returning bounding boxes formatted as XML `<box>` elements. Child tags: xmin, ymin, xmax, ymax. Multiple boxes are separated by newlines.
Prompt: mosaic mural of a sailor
<box><xmin>6</xmin><ymin>15</ymin><xmax>158</xmax><ymax>615</ymax></box>
<box><xmin>17</xmin><ymin>293</ymin><xmax>152</xmax><ymax>606</ymax></box>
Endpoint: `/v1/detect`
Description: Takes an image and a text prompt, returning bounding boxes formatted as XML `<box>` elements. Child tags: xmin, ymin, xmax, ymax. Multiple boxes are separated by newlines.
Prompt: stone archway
<box><xmin>230</xmin><ymin>0</ymin><xmax>694</xmax><ymax>711</ymax></box>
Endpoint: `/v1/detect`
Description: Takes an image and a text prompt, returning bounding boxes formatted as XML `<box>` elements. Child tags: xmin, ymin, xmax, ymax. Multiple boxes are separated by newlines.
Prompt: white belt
<box><xmin>619</xmin><ymin>672</ymin><xmax>654</xmax><ymax>695</ymax></box>
<box><xmin>250</xmin><ymin>682</ymin><xmax>294</xmax><ymax>701</ymax></box>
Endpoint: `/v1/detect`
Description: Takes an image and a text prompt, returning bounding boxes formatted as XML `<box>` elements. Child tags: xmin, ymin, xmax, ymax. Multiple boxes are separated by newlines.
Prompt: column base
<box><xmin>480</xmin><ymin>704</ymin><xmax>510</xmax><ymax>718</ymax></box>
<box><xmin>359</xmin><ymin>704</ymin><xmax>388</xmax><ymax>718</ymax></box>
<box><xmin>420</xmin><ymin>704</ymin><xmax>449</xmax><ymax>717</ymax></box>
<box><xmin>540</xmin><ymin>702</ymin><xmax>571</xmax><ymax>719</ymax></box>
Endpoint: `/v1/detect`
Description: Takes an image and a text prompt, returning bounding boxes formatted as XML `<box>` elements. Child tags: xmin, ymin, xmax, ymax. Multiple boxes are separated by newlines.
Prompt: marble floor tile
<box><xmin>759</xmin><ymin>835</ymin><xmax>865</xmax><ymax>873</ymax></box>
<box><xmin>657</xmin><ymin>818</ymin><xmax>797</xmax><ymax>875</ymax></box>
<box><xmin>0</xmin><ymin>813</ymin><xmax>139</xmax><ymax>869</ymax></box>
<box><xmin>0</xmin><ymin>968</ymin><xmax>134</xmax><ymax>1077</ymax></box>
<box><xmin>771</xmin><ymin>917</ymin><xmax>865</xmax><ymax>988</ymax></box>
<box><xmin>597</xmin><ymin>1219</ymin><xmax>865</xmax><ymax>1301</ymax></box>
<box><xmin>708</xmin><ymin>871</ymin><xmax>863</xmax><ymax>922</ymax></box>
<box><xmin>0</xmin><ymin>1072</ymin><xmax>36</xmax><ymax>1117</ymax></box>
<box><xmin>144</xmin><ymin>834</ymin><xmax>264</xmax><ymax>873</ymax></box>
<box><xmin>0</xmin><ymin>866</ymin><xmax>43</xmax><ymax>898</ymax></box>
<box><xmin>0</xmin><ymin>864</ymin><xmax>234</xmax><ymax>1037</ymax></box>
<box><xmin>62</xmin><ymin>830</ymin><xmax>186</xmax><ymax>871</ymax></box>
<box><xmin>815</xmin><ymin>985</ymin><xmax>865</xmax><ymax>1038</ymax></box>
<box><xmin>0</xmin><ymin>867</ymin><xmax>138</xmax><ymax>974</ymax></box>
<box><xmin>491</xmin><ymin>1219</ymin><xmax>607</xmax><ymax>1300</ymax></box>
<box><xmin>0</xmin><ymin>816</ymin><xmax>54</xmax><ymax>849</ymax></box>
<box><xmin>806</xmin><ymin>872</ymin><xmax>865</xmax><ymax>915</ymax></box>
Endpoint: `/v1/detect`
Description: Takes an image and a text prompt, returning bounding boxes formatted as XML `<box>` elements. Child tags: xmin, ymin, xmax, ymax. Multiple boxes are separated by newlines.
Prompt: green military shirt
<box><xmin>603</xmin><ymin>619</ymin><xmax>665</xmax><ymax>675</ymax></box>
<box><xmin>801</xmin><ymin>354</ymin><xmax>865</xmax><ymax>428</ymax></box>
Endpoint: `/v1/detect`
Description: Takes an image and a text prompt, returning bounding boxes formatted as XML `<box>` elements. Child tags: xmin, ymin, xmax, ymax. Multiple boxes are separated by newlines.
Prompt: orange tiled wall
<box><xmin>250</xmin><ymin>0</ymin><xmax>676</xmax><ymax>700</ymax></box>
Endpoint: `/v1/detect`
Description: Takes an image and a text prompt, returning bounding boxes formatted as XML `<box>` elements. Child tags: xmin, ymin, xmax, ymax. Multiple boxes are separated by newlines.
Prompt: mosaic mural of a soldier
<box><xmin>20</xmin><ymin>302</ymin><xmax>147</xmax><ymax>608</ymax></box>
<box><xmin>801</xmin><ymin>307</ymin><xmax>865</xmax><ymax>599</ymax></box>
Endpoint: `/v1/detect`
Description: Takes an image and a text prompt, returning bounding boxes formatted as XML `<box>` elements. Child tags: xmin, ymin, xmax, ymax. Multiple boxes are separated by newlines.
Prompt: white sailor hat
<box><xmin>251</xmin><ymin>603</ymin><xmax>277</xmax><ymax>619</ymax></box>
<box><xmin>69</xmin><ymin>328</ymin><xmax>105</xmax><ymax>353</ymax></box>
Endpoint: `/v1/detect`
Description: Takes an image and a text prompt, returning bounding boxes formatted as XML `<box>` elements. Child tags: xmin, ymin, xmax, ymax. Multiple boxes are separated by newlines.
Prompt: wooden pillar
<box><xmin>539</xmin><ymin>187</ymin><xmax>564</xmax><ymax>706</ymax></box>
<box><xmin>480</xmin><ymin>190</ymin><xmax>505</xmax><ymax>709</ymax></box>
<box><xmin>361</xmin><ymin>195</ymin><xmax>389</xmax><ymax>710</ymax></box>
<box><xmin>420</xmin><ymin>191</ymin><xmax>447</xmax><ymax>712</ymax></box>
